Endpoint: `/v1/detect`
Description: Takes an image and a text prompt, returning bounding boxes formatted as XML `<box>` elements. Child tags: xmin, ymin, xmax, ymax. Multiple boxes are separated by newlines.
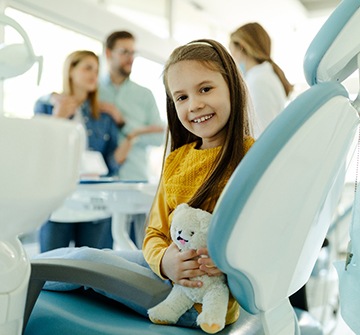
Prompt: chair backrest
<box><xmin>209</xmin><ymin>81</ymin><xmax>358</xmax><ymax>315</ymax></box>
<box><xmin>304</xmin><ymin>0</ymin><xmax>360</xmax><ymax>85</ymax></box>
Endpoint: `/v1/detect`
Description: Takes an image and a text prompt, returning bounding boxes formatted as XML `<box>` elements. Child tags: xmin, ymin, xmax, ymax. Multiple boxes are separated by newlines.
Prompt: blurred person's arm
<box><xmin>99</xmin><ymin>101</ymin><xmax>125</xmax><ymax>128</ymax></box>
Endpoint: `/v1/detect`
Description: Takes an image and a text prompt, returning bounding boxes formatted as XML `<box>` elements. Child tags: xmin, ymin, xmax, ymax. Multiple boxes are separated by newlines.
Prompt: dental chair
<box><xmin>0</xmin><ymin>14</ymin><xmax>83</xmax><ymax>335</ymax></box>
<box><xmin>22</xmin><ymin>0</ymin><xmax>360</xmax><ymax>334</ymax></box>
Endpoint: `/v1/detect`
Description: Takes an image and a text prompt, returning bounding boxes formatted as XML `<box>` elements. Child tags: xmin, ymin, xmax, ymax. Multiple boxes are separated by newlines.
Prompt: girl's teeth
<box><xmin>194</xmin><ymin>115</ymin><xmax>212</xmax><ymax>123</ymax></box>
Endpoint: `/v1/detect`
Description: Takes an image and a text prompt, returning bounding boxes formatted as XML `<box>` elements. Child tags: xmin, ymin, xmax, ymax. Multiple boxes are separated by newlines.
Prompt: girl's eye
<box><xmin>176</xmin><ymin>95</ymin><xmax>187</xmax><ymax>102</ymax></box>
<box><xmin>201</xmin><ymin>86</ymin><xmax>212</xmax><ymax>93</ymax></box>
<box><xmin>190</xmin><ymin>231</ymin><xmax>194</xmax><ymax>236</ymax></box>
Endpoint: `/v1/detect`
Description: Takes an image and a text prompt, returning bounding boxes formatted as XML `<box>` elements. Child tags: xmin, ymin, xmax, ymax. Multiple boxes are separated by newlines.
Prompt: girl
<box><xmin>142</xmin><ymin>38</ymin><xmax>254</xmax><ymax>329</ymax></box>
<box><xmin>37</xmin><ymin>39</ymin><xmax>254</xmax><ymax>330</ymax></box>
<box><xmin>34</xmin><ymin>50</ymin><xmax>125</xmax><ymax>252</ymax></box>
<box><xmin>229</xmin><ymin>22</ymin><xmax>293</xmax><ymax>138</ymax></box>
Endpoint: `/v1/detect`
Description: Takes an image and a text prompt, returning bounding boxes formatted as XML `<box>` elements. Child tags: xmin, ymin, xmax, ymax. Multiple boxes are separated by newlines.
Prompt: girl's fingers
<box><xmin>178</xmin><ymin>279</ymin><xmax>203</xmax><ymax>288</ymax></box>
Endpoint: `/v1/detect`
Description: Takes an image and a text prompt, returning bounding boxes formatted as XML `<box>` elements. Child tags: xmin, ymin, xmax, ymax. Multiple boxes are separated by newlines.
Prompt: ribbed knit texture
<box><xmin>143</xmin><ymin>137</ymin><xmax>254</xmax><ymax>326</ymax></box>
<box><xmin>164</xmin><ymin>142</ymin><xmax>221</xmax><ymax>211</ymax></box>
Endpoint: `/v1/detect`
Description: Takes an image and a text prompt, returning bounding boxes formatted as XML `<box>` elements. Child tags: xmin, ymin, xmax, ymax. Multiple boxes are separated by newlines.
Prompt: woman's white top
<box><xmin>245</xmin><ymin>61</ymin><xmax>287</xmax><ymax>139</ymax></box>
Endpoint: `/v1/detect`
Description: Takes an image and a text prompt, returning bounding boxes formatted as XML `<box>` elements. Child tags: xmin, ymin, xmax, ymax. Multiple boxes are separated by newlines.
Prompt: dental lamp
<box><xmin>0</xmin><ymin>14</ymin><xmax>42</xmax><ymax>84</ymax></box>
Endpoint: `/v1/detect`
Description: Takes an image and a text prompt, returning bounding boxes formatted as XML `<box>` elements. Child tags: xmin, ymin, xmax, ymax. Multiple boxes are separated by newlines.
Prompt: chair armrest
<box><xmin>23</xmin><ymin>258</ymin><xmax>171</xmax><ymax>333</ymax></box>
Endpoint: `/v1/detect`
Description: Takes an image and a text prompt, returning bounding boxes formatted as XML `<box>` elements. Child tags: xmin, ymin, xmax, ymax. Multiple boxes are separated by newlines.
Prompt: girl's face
<box><xmin>70</xmin><ymin>56</ymin><xmax>99</xmax><ymax>93</ymax></box>
<box><xmin>167</xmin><ymin>60</ymin><xmax>231</xmax><ymax>149</ymax></box>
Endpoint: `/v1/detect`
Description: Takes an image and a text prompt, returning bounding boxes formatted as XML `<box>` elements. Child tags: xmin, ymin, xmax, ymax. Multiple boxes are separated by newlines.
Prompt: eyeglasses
<box><xmin>112</xmin><ymin>48</ymin><xmax>137</xmax><ymax>57</ymax></box>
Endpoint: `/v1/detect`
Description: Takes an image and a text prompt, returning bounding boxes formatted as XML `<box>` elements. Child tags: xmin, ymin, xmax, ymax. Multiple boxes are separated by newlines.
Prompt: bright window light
<box><xmin>3</xmin><ymin>8</ymin><xmax>166</xmax><ymax>121</ymax></box>
<box><xmin>3</xmin><ymin>8</ymin><xmax>102</xmax><ymax>118</ymax></box>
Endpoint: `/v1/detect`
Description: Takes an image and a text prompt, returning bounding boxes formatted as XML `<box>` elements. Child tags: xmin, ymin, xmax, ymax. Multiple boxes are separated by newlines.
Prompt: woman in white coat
<box><xmin>229</xmin><ymin>22</ymin><xmax>293</xmax><ymax>138</ymax></box>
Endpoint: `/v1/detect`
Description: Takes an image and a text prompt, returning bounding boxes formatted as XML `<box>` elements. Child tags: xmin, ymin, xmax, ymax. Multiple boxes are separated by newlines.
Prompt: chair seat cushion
<box><xmin>24</xmin><ymin>289</ymin><xmax>263</xmax><ymax>335</ymax></box>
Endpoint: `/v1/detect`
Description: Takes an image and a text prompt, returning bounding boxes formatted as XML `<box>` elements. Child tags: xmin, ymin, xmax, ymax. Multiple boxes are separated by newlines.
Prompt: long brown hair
<box><xmin>230</xmin><ymin>22</ymin><xmax>293</xmax><ymax>96</ymax></box>
<box><xmin>162</xmin><ymin>39</ymin><xmax>251</xmax><ymax>209</ymax></box>
<box><xmin>62</xmin><ymin>50</ymin><xmax>100</xmax><ymax>119</ymax></box>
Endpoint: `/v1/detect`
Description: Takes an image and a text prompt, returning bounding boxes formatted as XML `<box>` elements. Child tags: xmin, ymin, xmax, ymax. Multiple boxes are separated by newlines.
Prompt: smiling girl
<box><xmin>142</xmin><ymin>39</ymin><xmax>254</xmax><ymax>331</ymax></box>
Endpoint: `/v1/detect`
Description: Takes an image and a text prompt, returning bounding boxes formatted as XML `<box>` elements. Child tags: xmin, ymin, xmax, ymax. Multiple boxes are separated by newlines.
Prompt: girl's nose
<box><xmin>188</xmin><ymin>97</ymin><xmax>205</xmax><ymax>112</ymax></box>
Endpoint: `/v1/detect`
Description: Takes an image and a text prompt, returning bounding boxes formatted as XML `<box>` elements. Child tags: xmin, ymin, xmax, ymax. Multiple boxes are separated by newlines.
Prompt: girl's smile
<box><xmin>192</xmin><ymin>113</ymin><xmax>214</xmax><ymax>123</ymax></box>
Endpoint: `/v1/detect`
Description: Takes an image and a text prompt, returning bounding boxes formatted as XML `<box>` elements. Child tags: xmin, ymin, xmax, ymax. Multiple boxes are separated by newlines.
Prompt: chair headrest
<box><xmin>304</xmin><ymin>0</ymin><xmax>360</xmax><ymax>85</ymax></box>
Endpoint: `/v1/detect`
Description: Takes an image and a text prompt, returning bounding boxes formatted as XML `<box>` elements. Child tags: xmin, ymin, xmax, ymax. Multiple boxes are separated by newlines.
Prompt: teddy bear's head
<box><xmin>170</xmin><ymin>203</ymin><xmax>212</xmax><ymax>251</ymax></box>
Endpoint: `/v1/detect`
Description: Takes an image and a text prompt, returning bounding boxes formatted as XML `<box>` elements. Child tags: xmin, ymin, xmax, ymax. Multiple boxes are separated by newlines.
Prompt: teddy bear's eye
<box><xmin>190</xmin><ymin>231</ymin><xmax>195</xmax><ymax>236</ymax></box>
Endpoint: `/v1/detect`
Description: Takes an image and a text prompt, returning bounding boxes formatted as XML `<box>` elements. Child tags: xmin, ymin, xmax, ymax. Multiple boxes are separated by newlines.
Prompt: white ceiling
<box><xmin>10</xmin><ymin>0</ymin><xmax>346</xmax><ymax>89</ymax></box>
<box><xmin>98</xmin><ymin>0</ymin><xmax>340</xmax><ymax>31</ymax></box>
<box><xmin>298</xmin><ymin>0</ymin><xmax>341</xmax><ymax>12</ymax></box>
<box><xmin>95</xmin><ymin>0</ymin><xmax>340</xmax><ymax>55</ymax></box>
<box><xmin>93</xmin><ymin>0</ymin><xmax>341</xmax><ymax>86</ymax></box>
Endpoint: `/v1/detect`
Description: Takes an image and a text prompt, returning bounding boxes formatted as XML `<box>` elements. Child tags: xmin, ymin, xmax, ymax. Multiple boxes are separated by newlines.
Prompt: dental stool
<box><xmin>23</xmin><ymin>0</ymin><xmax>360</xmax><ymax>334</ymax></box>
<box><xmin>0</xmin><ymin>115</ymin><xmax>83</xmax><ymax>335</ymax></box>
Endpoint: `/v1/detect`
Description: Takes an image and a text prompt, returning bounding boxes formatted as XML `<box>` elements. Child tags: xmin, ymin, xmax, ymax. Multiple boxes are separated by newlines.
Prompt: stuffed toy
<box><xmin>148</xmin><ymin>203</ymin><xmax>229</xmax><ymax>334</ymax></box>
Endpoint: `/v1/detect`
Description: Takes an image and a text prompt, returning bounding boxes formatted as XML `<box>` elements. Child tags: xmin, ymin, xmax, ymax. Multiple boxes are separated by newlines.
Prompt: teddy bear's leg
<box><xmin>148</xmin><ymin>284</ymin><xmax>194</xmax><ymax>325</ymax></box>
<box><xmin>197</xmin><ymin>284</ymin><xmax>229</xmax><ymax>334</ymax></box>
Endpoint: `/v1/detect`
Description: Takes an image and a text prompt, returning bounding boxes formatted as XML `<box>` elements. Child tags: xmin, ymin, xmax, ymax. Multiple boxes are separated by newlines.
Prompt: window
<box><xmin>3</xmin><ymin>8</ymin><xmax>102</xmax><ymax>118</ymax></box>
<box><xmin>2</xmin><ymin>8</ymin><xmax>166</xmax><ymax>121</ymax></box>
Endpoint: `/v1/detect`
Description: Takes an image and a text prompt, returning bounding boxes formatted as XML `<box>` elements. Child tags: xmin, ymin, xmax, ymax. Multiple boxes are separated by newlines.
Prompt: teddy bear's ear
<box><xmin>176</xmin><ymin>203</ymin><xmax>189</xmax><ymax>212</ymax></box>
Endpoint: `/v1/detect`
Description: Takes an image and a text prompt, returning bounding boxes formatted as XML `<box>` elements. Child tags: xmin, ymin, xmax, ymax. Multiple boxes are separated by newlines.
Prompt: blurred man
<box><xmin>99</xmin><ymin>31</ymin><xmax>164</xmax><ymax>248</ymax></box>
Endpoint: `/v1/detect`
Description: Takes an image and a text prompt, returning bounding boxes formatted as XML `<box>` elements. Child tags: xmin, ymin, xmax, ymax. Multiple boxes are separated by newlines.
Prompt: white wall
<box><xmin>7</xmin><ymin>0</ymin><xmax>178</xmax><ymax>63</ymax></box>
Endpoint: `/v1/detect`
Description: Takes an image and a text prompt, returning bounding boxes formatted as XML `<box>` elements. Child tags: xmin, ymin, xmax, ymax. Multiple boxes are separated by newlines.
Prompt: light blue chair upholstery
<box><xmin>304</xmin><ymin>0</ymin><xmax>360</xmax><ymax>85</ymax></box>
<box><xmin>208</xmin><ymin>81</ymin><xmax>358</xmax><ymax>334</ymax></box>
<box><xmin>304</xmin><ymin>0</ymin><xmax>360</xmax><ymax>332</ymax></box>
<box><xmin>23</xmin><ymin>1</ymin><xmax>360</xmax><ymax>334</ymax></box>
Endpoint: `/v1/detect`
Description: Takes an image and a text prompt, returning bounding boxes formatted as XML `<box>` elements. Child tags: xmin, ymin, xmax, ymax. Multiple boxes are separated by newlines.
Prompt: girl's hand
<box><xmin>161</xmin><ymin>243</ymin><xmax>205</xmax><ymax>288</ymax></box>
<box><xmin>197</xmin><ymin>248</ymin><xmax>223</xmax><ymax>277</ymax></box>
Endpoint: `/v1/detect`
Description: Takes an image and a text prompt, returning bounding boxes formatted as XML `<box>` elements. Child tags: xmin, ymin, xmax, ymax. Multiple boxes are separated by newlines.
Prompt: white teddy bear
<box><xmin>148</xmin><ymin>203</ymin><xmax>229</xmax><ymax>334</ymax></box>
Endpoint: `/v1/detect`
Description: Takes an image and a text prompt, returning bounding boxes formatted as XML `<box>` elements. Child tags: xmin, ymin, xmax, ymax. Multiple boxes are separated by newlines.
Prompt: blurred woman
<box><xmin>229</xmin><ymin>22</ymin><xmax>293</xmax><ymax>138</ymax></box>
<box><xmin>34</xmin><ymin>50</ymin><xmax>122</xmax><ymax>252</ymax></box>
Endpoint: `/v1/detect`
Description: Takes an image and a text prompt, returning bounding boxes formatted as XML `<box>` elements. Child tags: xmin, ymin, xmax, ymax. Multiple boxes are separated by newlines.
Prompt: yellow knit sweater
<box><xmin>143</xmin><ymin>137</ymin><xmax>254</xmax><ymax>325</ymax></box>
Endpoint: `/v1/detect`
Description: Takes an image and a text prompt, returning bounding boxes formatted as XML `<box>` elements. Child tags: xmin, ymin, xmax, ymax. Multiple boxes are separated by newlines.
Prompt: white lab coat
<box><xmin>245</xmin><ymin>61</ymin><xmax>287</xmax><ymax>139</ymax></box>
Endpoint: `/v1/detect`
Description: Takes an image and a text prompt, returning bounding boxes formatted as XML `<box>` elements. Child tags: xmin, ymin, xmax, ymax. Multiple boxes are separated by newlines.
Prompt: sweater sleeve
<box><xmin>244</xmin><ymin>136</ymin><xmax>255</xmax><ymax>153</ymax></box>
<box><xmin>142</xmin><ymin>177</ymin><xmax>172</xmax><ymax>279</ymax></box>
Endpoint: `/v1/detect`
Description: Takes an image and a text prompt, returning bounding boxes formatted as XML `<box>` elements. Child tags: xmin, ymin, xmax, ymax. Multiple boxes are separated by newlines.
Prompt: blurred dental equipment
<box><xmin>0</xmin><ymin>14</ymin><xmax>83</xmax><ymax>335</ymax></box>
